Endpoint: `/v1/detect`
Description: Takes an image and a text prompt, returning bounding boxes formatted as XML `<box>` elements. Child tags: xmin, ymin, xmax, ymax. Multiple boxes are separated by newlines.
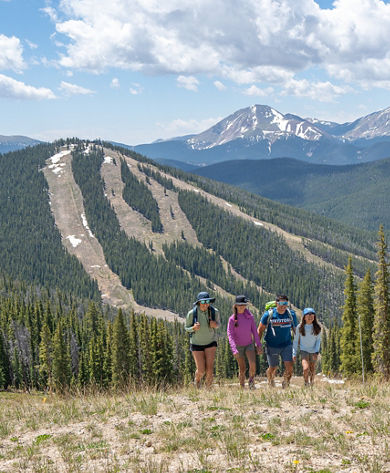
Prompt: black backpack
<box><xmin>192</xmin><ymin>305</ymin><xmax>216</xmax><ymax>325</ymax></box>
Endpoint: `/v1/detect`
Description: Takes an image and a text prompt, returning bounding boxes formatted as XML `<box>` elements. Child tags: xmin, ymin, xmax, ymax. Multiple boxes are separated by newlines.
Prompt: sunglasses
<box><xmin>278</xmin><ymin>301</ymin><xmax>288</xmax><ymax>305</ymax></box>
<box><xmin>199</xmin><ymin>300</ymin><xmax>210</xmax><ymax>304</ymax></box>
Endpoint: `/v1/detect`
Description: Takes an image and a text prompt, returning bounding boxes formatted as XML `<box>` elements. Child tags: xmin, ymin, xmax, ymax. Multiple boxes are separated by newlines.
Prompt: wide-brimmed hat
<box><xmin>235</xmin><ymin>295</ymin><xmax>249</xmax><ymax>305</ymax></box>
<box><xmin>194</xmin><ymin>291</ymin><xmax>215</xmax><ymax>305</ymax></box>
<box><xmin>303</xmin><ymin>307</ymin><xmax>316</xmax><ymax>315</ymax></box>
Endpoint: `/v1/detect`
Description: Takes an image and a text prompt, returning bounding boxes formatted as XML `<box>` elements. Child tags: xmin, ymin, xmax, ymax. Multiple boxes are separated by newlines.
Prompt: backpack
<box><xmin>192</xmin><ymin>305</ymin><xmax>216</xmax><ymax>326</ymax></box>
<box><xmin>265</xmin><ymin>306</ymin><xmax>296</xmax><ymax>337</ymax></box>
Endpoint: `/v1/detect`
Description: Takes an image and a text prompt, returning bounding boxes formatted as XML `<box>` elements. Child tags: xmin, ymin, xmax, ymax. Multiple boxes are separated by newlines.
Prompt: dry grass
<box><xmin>1</xmin><ymin>377</ymin><xmax>389</xmax><ymax>473</ymax></box>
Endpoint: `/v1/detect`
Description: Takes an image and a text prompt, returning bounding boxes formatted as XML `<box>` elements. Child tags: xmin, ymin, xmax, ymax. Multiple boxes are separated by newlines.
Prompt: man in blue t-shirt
<box><xmin>257</xmin><ymin>294</ymin><xmax>298</xmax><ymax>388</ymax></box>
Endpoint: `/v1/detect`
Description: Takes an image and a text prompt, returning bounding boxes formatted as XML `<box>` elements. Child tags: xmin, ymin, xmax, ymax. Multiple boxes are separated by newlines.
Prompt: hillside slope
<box><xmin>193</xmin><ymin>156</ymin><xmax>390</xmax><ymax>231</ymax></box>
<box><xmin>0</xmin><ymin>140</ymin><xmax>380</xmax><ymax>324</ymax></box>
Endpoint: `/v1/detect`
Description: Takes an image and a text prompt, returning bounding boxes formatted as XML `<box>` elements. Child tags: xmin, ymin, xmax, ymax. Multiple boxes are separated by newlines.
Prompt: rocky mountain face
<box><xmin>134</xmin><ymin>105</ymin><xmax>390</xmax><ymax>166</ymax></box>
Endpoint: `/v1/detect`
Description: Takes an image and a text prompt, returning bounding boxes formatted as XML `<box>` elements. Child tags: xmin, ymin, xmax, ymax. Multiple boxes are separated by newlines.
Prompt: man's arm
<box><xmin>258</xmin><ymin>322</ymin><xmax>266</xmax><ymax>340</ymax></box>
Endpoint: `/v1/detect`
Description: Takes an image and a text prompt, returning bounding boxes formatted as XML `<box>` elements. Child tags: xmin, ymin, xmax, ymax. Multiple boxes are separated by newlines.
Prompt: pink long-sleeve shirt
<box><xmin>227</xmin><ymin>309</ymin><xmax>262</xmax><ymax>355</ymax></box>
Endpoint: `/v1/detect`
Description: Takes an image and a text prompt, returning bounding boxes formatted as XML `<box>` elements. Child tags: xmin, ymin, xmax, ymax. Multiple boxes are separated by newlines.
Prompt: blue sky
<box><xmin>2</xmin><ymin>0</ymin><xmax>390</xmax><ymax>145</ymax></box>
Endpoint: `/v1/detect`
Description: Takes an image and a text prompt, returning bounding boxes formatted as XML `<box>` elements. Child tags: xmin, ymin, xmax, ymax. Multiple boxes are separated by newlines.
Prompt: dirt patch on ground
<box><xmin>1</xmin><ymin>378</ymin><xmax>388</xmax><ymax>473</ymax></box>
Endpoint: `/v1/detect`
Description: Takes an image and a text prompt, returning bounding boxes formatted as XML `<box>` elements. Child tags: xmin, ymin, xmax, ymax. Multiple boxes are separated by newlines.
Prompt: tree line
<box><xmin>321</xmin><ymin>225</ymin><xmax>390</xmax><ymax>380</ymax></box>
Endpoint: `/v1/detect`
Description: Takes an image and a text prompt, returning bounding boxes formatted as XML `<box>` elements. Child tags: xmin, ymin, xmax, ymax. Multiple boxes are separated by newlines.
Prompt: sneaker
<box><xmin>282</xmin><ymin>379</ymin><xmax>290</xmax><ymax>389</ymax></box>
<box><xmin>249</xmin><ymin>377</ymin><xmax>255</xmax><ymax>390</ymax></box>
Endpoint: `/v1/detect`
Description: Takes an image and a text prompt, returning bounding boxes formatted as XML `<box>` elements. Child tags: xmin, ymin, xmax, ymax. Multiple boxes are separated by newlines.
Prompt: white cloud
<box><xmin>0</xmin><ymin>73</ymin><xmax>56</xmax><ymax>99</ymax></box>
<box><xmin>110</xmin><ymin>77</ymin><xmax>120</xmax><ymax>88</ymax></box>
<box><xmin>0</xmin><ymin>34</ymin><xmax>25</xmax><ymax>71</ymax></box>
<box><xmin>177</xmin><ymin>75</ymin><xmax>199</xmax><ymax>91</ymax></box>
<box><xmin>243</xmin><ymin>85</ymin><xmax>274</xmax><ymax>96</ymax></box>
<box><xmin>26</xmin><ymin>40</ymin><xmax>38</xmax><ymax>50</ymax></box>
<box><xmin>281</xmin><ymin>78</ymin><xmax>350</xmax><ymax>102</ymax></box>
<box><xmin>59</xmin><ymin>81</ymin><xmax>94</xmax><ymax>96</ymax></box>
<box><xmin>47</xmin><ymin>0</ymin><xmax>390</xmax><ymax>92</ymax></box>
<box><xmin>156</xmin><ymin>116</ymin><xmax>222</xmax><ymax>139</ymax></box>
<box><xmin>214</xmin><ymin>80</ymin><xmax>226</xmax><ymax>91</ymax></box>
<box><xmin>129</xmin><ymin>82</ymin><xmax>143</xmax><ymax>95</ymax></box>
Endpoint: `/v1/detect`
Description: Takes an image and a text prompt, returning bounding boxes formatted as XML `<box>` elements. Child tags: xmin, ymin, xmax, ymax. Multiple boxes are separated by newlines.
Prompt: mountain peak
<box><xmin>186</xmin><ymin>104</ymin><xmax>324</xmax><ymax>151</ymax></box>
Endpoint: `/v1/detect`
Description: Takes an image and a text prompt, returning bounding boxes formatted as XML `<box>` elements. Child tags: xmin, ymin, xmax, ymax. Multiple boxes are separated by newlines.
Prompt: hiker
<box><xmin>185</xmin><ymin>291</ymin><xmax>220</xmax><ymax>388</ymax></box>
<box><xmin>293</xmin><ymin>308</ymin><xmax>322</xmax><ymax>387</ymax></box>
<box><xmin>257</xmin><ymin>294</ymin><xmax>298</xmax><ymax>388</ymax></box>
<box><xmin>227</xmin><ymin>295</ymin><xmax>262</xmax><ymax>389</ymax></box>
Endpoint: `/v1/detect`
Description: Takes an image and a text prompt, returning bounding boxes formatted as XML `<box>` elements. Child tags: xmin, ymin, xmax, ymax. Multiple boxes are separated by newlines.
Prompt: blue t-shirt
<box><xmin>260</xmin><ymin>308</ymin><xmax>298</xmax><ymax>348</ymax></box>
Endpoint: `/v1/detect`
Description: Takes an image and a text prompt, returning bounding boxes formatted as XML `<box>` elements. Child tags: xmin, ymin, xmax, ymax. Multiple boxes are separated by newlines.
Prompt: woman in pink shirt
<box><xmin>227</xmin><ymin>295</ymin><xmax>262</xmax><ymax>389</ymax></box>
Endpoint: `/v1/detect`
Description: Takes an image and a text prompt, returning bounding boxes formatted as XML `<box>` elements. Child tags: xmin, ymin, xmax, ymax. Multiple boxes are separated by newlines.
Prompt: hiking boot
<box><xmin>248</xmin><ymin>377</ymin><xmax>255</xmax><ymax>390</ymax></box>
<box><xmin>304</xmin><ymin>381</ymin><xmax>310</xmax><ymax>387</ymax></box>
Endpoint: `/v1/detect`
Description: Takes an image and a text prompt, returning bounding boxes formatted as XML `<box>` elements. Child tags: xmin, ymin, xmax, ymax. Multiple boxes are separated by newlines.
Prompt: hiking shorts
<box><xmin>236</xmin><ymin>343</ymin><xmax>255</xmax><ymax>358</ymax></box>
<box><xmin>266</xmin><ymin>344</ymin><xmax>293</xmax><ymax>367</ymax></box>
<box><xmin>190</xmin><ymin>341</ymin><xmax>217</xmax><ymax>352</ymax></box>
<box><xmin>301</xmin><ymin>351</ymin><xmax>318</xmax><ymax>363</ymax></box>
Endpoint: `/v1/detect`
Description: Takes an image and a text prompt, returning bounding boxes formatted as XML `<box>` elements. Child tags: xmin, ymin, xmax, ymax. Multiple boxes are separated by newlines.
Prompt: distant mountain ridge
<box><xmin>134</xmin><ymin>104</ymin><xmax>390</xmax><ymax>166</ymax></box>
<box><xmin>0</xmin><ymin>135</ymin><xmax>42</xmax><ymax>154</ymax></box>
<box><xmin>193</xmin><ymin>156</ymin><xmax>390</xmax><ymax>231</ymax></box>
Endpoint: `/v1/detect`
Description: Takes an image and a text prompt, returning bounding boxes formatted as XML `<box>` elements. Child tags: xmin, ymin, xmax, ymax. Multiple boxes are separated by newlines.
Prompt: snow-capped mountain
<box><xmin>187</xmin><ymin>105</ymin><xmax>325</xmax><ymax>150</ymax></box>
<box><xmin>134</xmin><ymin>104</ymin><xmax>390</xmax><ymax>166</ymax></box>
<box><xmin>341</xmin><ymin>106</ymin><xmax>390</xmax><ymax>140</ymax></box>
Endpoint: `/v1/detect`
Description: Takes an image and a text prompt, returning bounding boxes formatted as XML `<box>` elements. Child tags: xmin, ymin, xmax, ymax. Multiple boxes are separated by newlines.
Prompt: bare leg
<box><xmin>204</xmin><ymin>346</ymin><xmax>217</xmax><ymax>388</ymax></box>
<box><xmin>246</xmin><ymin>350</ymin><xmax>256</xmax><ymax>388</ymax></box>
<box><xmin>302</xmin><ymin>358</ymin><xmax>310</xmax><ymax>385</ymax></box>
<box><xmin>192</xmin><ymin>351</ymin><xmax>206</xmax><ymax>388</ymax></box>
<box><xmin>267</xmin><ymin>366</ymin><xmax>277</xmax><ymax>387</ymax></box>
<box><xmin>237</xmin><ymin>356</ymin><xmax>246</xmax><ymax>388</ymax></box>
<box><xmin>309</xmin><ymin>361</ymin><xmax>316</xmax><ymax>385</ymax></box>
<box><xmin>282</xmin><ymin>361</ymin><xmax>293</xmax><ymax>388</ymax></box>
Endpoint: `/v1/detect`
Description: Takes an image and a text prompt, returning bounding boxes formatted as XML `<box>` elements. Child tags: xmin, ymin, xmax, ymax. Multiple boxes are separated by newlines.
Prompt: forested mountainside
<box><xmin>193</xmin><ymin>157</ymin><xmax>390</xmax><ymax>231</ymax></box>
<box><xmin>0</xmin><ymin>140</ymin><xmax>380</xmax><ymax>327</ymax></box>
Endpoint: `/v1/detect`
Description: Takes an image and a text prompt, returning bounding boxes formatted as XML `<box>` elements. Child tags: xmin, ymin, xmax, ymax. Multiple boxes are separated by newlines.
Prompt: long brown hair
<box><xmin>299</xmin><ymin>313</ymin><xmax>321</xmax><ymax>336</ymax></box>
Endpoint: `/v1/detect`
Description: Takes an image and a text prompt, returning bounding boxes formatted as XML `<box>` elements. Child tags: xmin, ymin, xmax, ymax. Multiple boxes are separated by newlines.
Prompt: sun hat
<box><xmin>303</xmin><ymin>307</ymin><xmax>316</xmax><ymax>315</ymax></box>
<box><xmin>235</xmin><ymin>295</ymin><xmax>249</xmax><ymax>305</ymax></box>
<box><xmin>193</xmin><ymin>291</ymin><xmax>215</xmax><ymax>305</ymax></box>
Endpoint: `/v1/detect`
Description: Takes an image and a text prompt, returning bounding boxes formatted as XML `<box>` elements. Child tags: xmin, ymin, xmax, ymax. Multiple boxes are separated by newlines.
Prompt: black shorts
<box><xmin>190</xmin><ymin>341</ymin><xmax>217</xmax><ymax>352</ymax></box>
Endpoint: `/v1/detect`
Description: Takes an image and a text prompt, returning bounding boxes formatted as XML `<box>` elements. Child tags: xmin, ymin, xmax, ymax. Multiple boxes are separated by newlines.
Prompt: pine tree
<box><xmin>372</xmin><ymin>226</ymin><xmax>390</xmax><ymax>378</ymax></box>
<box><xmin>103</xmin><ymin>321</ymin><xmax>113</xmax><ymax>387</ymax></box>
<box><xmin>138</xmin><ymin>314</ymin><xmax>153</xmax><ymax>384</ymax></box>
<box><xmin>154</xmin><ymin>320</ymin><xmax>173</xmax><ymax>385</ymax></box>
<box><xmin>128</xmin><ymin>312</ymin><xmax>139</xmax><ymax>380</ymax></box>
<box><xmin>52</xmin><ymin>321</ymin><xmax>72</xmax><ymax>390</ymax></box>
<box><xmin>183</xmin><ymin>338</ymin><xmax>195</xmax><ymax>385</ymax></box>
<box><xmin>39</xmin><ymin>321</ymin><xmax>53</xmax><ymax>389</ymax></box>
<box><xmin>340</xmin><ymin>257</ymin><xmax>360</xmax><ymax>376</ymax></box>
<box><xmin>0</xmin><ymin>332</ymin><xmax>9</xmax><ymax>388</ymax></box>
<box><xmin>356</xmin><ymin>269</ymin><xmax>374</xmax><ymax>374</ymax></box>
<box><xmin>111</xmin><ymin>309</ymin><xmax>130</xmax><ymax>388</ymax></box>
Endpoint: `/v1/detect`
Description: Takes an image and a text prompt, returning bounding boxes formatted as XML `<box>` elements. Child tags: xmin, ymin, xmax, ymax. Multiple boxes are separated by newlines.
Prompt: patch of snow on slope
<box><xmin>81</xmin><ymin>213</ymin><xmax>94</xmax><ymax>238</ymax></box>
<box><xmin>104</xmin><ymin>156</ymin><xmax>113</xmax><ymax>164</ymax></box>
<box><xmin>270</xmin><ymin>108</ymin><xmax>289</xmax><ymax>132</ymax></box>
<box><xmin>66</xmin><ymin>235</ymin><xmax>82</xmax><ymax>247</ymax></box>
<box><xmin>49</xmin><ymin>150</ymin><xmax>69</xmax><ymax>164</ymax></box>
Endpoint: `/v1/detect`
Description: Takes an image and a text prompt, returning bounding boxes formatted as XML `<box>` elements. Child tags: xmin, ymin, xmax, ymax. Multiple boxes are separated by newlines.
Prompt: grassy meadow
<box><xmin>0</xmin><ymin>376</ymin><xmax>389</xmax><ymax>473</ymax></box>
